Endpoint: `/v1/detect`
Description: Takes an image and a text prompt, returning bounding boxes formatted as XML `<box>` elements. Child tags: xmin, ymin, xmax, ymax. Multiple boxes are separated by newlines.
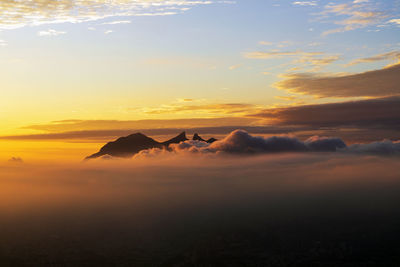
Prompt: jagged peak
<box><xmin>85</xmin><ymin>131</ymin><xmax>216</xmax><ymax>160</ymax></box>
<box><xmin>177</xmin><ymin>131</ymin><xmax>187</xmax><ymax>138</ymax></box>
<box><xmin>193</xmin><ymin>133</ymin><xmax>205</xmax><ymax>142</ymax></box>
<box><xmin>162</xmin><ymin>131</ymin><xmax>188</xmax><ymax>146</ymax></box>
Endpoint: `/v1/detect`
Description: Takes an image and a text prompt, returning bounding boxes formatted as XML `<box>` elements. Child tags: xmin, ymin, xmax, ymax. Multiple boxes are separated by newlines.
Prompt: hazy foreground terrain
<box><xmin>1</xmin><ymin>153</ymin><xmax>400</xmax><ymax>266</ymax></box>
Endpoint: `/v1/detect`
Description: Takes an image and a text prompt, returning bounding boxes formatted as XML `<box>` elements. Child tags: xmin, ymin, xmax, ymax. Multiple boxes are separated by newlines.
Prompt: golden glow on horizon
<box><xmin>0</xmin><ymin>140</ymin><xmax>99</xmax><ymax>163</ymax></box>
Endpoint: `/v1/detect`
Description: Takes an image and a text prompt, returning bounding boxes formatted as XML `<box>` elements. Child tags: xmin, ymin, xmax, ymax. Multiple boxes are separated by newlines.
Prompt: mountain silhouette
<box><xmin>193</xmin><ymin>133</ymin><xmax>217</xmax><ymax>143</ymax></box>
<box><xmin>162</xmin><ymin>131</ymin><xmax>188</xmax><ymax>146</ymax></box>
<box><xmin>193</xmin><ymin>133</ymin><xmax>206</xmax><ymax>142</ymax></box>
<box><xmin>85</xmin><ymin>132</ymin><xmax>216</xmax><ymax>159</ymax></box>
<box><xmin>206</xmin><ymin>137</ymin><xmax>217</xmax><ymax>143</ymax></box>
<box><xmin>85</xmin><ymin>133</ymin><xmax>162</xmax><ymax>159</ymax></box>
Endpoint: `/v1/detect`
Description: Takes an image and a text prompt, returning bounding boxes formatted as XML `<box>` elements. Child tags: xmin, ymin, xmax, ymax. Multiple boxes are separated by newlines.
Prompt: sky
<box><xmin>1</xmin><ymin>2</ymin><xmax>400</xmax><ymax>264</ymax></box>
<box><xmin>0</xmin><ymin>0</ymin><xmax>400</xmax><ymax>160</ymax></box>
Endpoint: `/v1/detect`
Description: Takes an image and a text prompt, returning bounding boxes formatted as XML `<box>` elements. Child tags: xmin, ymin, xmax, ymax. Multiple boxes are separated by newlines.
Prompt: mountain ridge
<box><xmin>85</xmin><ymin>132</ymin><xmax>216</xmax><ymax>159</ymax></box>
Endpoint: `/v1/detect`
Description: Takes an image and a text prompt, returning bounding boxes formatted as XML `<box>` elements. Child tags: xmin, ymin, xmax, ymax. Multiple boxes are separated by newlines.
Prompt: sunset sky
<box><xmin>1</xmin><ymin>0</ymin><xmax>400</xmax><ymax>160</ymax></box>
<box><xmin>2</xmin><ymin>2</ymin><xmax>400</xmax><ymax>265</ymax></box>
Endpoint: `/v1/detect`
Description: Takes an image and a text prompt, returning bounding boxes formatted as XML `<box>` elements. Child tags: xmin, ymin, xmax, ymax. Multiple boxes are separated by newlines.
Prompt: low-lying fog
<box><xmin>1</xmin><ymin>152</ymin><xmax>400</xmax><ymax>266</ymax></box>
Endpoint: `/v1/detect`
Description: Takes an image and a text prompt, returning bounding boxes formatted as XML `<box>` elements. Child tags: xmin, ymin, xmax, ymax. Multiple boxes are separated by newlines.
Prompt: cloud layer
<box><xmin>135</xmin><ymin>130</ymin><xmax>400</xmax><ymax>157</ymax></box>
<box><xmin>20</xmin><ymin>117</ymin><xmax>256</xmax><ymax>133</ymax></box>
<box><xmin>251</xmin><ymin>96</ymin><xmax>400</xmax><ymax>129</ymax></box>
<box><xmin>144</xmin><ymin>103</ymin><xmax>257</xmax><ymax>115</ymax></box>
<box><xmin>2</xmin><ymin>96</ymin><xmax>399</xmax><ymax>143</ymax></box>
<box><xmin>275</xmin><ymin>64</ymin><xmax>400</xmax><ymax>98</ymax></box>
<box><xmin>348</xmin><ymin>140</ymin><xmax>400</xmax><ymax>155</ymax></box>
<box><xmin>0</xmin><ymin>0</ymin><xmax>215</xmax><ymax>29</ymax></box>
<box><xmin>2</xmin><ymin>148</ymin><xmax>400</xmax><ymax>265</ymax></box>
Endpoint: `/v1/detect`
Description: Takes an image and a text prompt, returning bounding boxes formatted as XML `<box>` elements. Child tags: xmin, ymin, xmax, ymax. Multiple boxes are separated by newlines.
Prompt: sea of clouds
<box><xmin>1</xmin><ymin>130</ymin><xmax>400</xmax><ymax>265</ymax></box>
<box><xmin>135</xmin><ymin>130</ymin><xmax>400</xmax><ymax>157</ymax></box>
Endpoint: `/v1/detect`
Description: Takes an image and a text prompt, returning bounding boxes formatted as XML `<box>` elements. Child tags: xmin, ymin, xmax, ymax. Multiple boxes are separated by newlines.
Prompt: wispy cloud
<box><xmin>258</xmin><ymin>41</ymin><xmax>273</xmax><ymax>46</ymax></box>
<box><xmin>258</xmin><ymin>40</ymin><xmax>295</xmax><ymax>48</ymax></box>
<box><xmin>292</xmin><ymin>54</ymin><xmax>341</xmax><ymax>71</ymax></box>
<box><xmin>346</xmin><ymin>51</ymin><xmax>400</xmax><ymax>66</ymax></box>
<box><xmin>245</xmin><ymin>50</ymin><xmax>340</xmax><ymax>71</ymax></box>
<box><xmin>38</xmin><ymin>29</ymin><xmax>66</xmax><ymax>37</ymax></box>
<box><xmin>245</xmin><ymin>50</ymin><xmax>323</xmax><ymax>59</ymax></box>
<box><xmin>0</xmin><ymin>39</ymin><xmax>7</xmax><ymax>46</ymax></box>
<box><xmin>20</xmin><ymin>117</ymin><xmax>256</xmax><ymax>133</ymax></box>
<box><xmin>228</xmin><ymin>64</ymin><xmax>242</xmax><ymax>70</ymax></box>
<box><xmin>388</xmin><ymin>18</ymin><xmax>400</xmax><ymax>25</ymax></box>
<box><xmin>177</xmin><ymin>98</ymin><xmax>195</xmax><ymax>102</ymax></box>
<box><xmin>143</xmin><ymin>103</ymin><xmax>258</xmax><ymax>115</ymax></box>
<box><xmin>321</xmin><ymin>1</ymin><xmax>387</xmax><ymax>36</ymax></box>
<box><xmin>0</xmin><ymin>0</ymin><xmax>220</xmax><ymax>30</ymax></box>
<box><xmin>102</xmin><ymin>20</ymin><xmax>131</xmax><ymax>25</ymax></box>
<box><xmin>275</xmin><ymin>95</ymin><xmax>298</xmax><ymax>101</ymax></box>
<box><xmin>292</xmin><ymin>1</ymin><xmax>317</xmax><ymax>7</ymax></box>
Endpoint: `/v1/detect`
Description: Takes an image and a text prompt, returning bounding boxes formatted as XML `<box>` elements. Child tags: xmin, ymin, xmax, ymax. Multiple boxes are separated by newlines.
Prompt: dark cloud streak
<box><xmin>251</xmin><ymin>96</ymin><xmax>400</xmax><ymax>129</ymax></box>
<box><xmin>4</xmin><ymin>98</ymin><xmax>400</xmax><ymax>143</ymax></box>
<box><xmin>275</xmin><ymin>64</ymin><xmax>400</xmax><ymax>98</ymax></box>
